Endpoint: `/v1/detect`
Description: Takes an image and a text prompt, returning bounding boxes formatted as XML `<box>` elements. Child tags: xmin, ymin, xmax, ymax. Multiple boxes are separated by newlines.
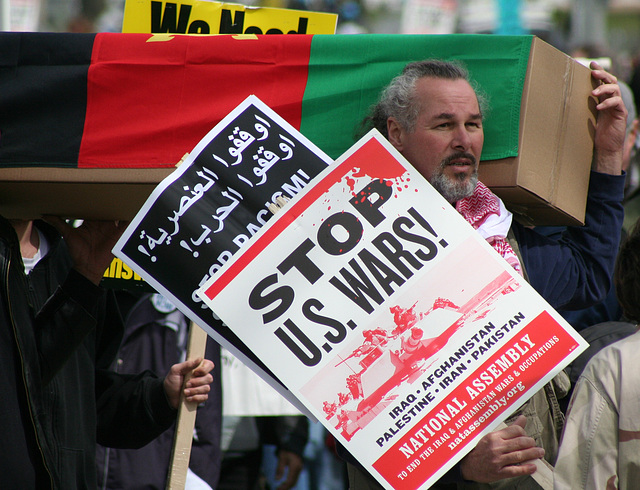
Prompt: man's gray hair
<box><xmin>360</xmin><ymin>59</ymin><xmax>488</xmax><ymax>138</ymax></box>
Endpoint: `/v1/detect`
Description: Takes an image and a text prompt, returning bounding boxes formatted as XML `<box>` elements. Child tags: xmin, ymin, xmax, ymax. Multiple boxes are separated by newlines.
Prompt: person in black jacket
<box><xmin>0</xmin><ymin>217</ymin><xmax>215</xmax><ymax>490</ymax></box>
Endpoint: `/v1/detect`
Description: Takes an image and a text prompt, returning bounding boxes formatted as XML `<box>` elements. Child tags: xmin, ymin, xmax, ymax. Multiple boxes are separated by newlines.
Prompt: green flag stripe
<box><xmin>301</xmin><ymin>34</ymin><xmax>532</xmax><ymax>161</ymax></box>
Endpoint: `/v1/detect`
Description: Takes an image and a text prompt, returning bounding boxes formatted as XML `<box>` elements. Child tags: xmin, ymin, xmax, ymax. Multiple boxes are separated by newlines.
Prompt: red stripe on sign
<box><xmin>371</xmin><ymin>310</ymin><xmax>578</xmax><ymax>489</ymax></box>
<box><xmin>202</xmin><ymin>136</ymin><xmax>406</xmax><ymax>300</ymax></box>
<box><xmin>79</xmin><ymin>33</ymin><xmax>313</xmax><ymax>168</ymax></box>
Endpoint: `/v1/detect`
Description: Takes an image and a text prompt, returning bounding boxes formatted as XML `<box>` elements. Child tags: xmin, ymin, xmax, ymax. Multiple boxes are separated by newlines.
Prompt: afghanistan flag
<box><xmin>0</xmin><ymin>32</ymin><xmax>530</xmax><ymax>169</ymax></box>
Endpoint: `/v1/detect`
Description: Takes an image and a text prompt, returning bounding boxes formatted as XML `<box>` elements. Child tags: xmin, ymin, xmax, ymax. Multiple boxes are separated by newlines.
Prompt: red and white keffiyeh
<box><xmin>455</xmin><ymin>182</ymin><xmax>523</xmax><ymax>276</ymax></box>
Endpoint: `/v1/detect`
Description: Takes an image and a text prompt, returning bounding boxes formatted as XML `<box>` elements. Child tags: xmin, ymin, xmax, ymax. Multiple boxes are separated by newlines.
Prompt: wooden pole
<box><xmin>532</xmin><ymin>458</ymin><xmax>554</xmax><ymax>490</ymax></box>
<box><xmin>165</xmin><ymin>321</ymin><xmax>208</xmax><ymax>490</ymax></box>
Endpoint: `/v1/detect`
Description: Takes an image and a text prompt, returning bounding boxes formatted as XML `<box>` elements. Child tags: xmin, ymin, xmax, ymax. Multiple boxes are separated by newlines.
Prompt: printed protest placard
<box><xmin>113</xmin><ymin>95</ymin><xmax>332</xmax><ymax>410</ymax></box>
<box><xmin>197</xmin><ymin>131</ymin><xmax>588</xmax><ymax>489</ymax></box>
<box><xmin>123</xmin><ymin>0</ymin><xmax>337</xmax><ymax>35</ymax></box>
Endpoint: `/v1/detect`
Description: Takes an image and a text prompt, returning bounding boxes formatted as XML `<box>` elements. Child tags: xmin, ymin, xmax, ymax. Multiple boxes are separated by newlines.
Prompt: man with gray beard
<box><xmin>342</xmin><ymin>59</ymin><xmax>627</xmax><ymax>489</ymax></box>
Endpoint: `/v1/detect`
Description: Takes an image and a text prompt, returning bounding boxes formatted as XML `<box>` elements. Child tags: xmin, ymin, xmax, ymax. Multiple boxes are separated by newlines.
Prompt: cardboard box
<box><xmin>478</xmin><ymin>37</ymin><xmax>596</xmax><ymax>226</ymax></box>
<box><xmin>0</xmin><ymin>167</ymin><xmax>172</xmax><ymax>220</ymax></box>
<box><xmin>0</xmin><ymin>35</ymin><xmax>596</xmax><ymax>225</ymax></box>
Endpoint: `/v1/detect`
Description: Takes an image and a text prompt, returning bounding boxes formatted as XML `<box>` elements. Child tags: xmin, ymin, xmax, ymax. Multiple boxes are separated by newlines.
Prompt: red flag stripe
<box><xmin>79</xmin><ymin>33</ymin><xmax>313</xmax><ymax>168</ymax></box>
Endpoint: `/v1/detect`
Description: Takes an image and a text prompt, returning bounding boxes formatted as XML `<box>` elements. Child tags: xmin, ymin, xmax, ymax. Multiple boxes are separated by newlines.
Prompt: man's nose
<box><xmin>451</xmin><ymin>126</ymin><xmax>472</xmax><ymax>150</ymax></box>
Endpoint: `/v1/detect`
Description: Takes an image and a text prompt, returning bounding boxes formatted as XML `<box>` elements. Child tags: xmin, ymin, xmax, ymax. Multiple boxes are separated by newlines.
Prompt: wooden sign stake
<box><xmin>165</xmin><ymin>321</ymin><xmax>208</xmax><ymax>490</ymax></box>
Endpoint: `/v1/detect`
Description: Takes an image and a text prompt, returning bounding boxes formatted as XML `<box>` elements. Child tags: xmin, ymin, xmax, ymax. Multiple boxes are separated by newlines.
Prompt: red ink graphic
<box><xmin>312</xmin><ymin>270</ymin><xmax>521</xmax><ymax>441</ymax></box>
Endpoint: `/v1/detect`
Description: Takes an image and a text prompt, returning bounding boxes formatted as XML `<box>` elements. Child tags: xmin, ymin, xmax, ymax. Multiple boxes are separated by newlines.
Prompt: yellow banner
<box><xmin>123</xmin><ymin>0</ymin><xmax>337</xmax><ymax>34</ymax></box>
<box><xmin>101</xmin><ymin>257</ymin><xmax>153</xmax><ymax>291</ymax></box>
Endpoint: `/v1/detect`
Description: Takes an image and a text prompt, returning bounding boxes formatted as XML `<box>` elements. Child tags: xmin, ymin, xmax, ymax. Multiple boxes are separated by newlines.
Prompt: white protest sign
<box><xmin>197</xmin><ymin>130</ymin><xmax>587</xmax><ymax>489</ymax></box>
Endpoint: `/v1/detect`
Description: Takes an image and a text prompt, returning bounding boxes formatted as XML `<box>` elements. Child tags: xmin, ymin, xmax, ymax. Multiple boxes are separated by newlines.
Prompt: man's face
<box><xmin>387</xmin><ymin>77</ymin><xmax>484</xmax><ymax>202</ymax></box>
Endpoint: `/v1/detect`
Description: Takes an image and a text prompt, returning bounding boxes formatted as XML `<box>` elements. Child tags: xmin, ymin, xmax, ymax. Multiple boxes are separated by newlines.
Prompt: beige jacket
<box><xmin>554</xmin><ymin>330</ymin><xmax>640</xmax><ymax>490</ymax></box>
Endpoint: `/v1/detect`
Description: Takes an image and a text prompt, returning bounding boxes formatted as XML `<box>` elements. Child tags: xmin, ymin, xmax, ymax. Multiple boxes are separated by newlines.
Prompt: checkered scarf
<box><xmin>456</xmin><ymin>181</ymin><xmax>523</xmax><ymax>276</ymax></box>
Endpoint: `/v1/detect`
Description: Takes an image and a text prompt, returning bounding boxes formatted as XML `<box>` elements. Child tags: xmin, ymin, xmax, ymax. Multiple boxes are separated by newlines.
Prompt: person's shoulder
<box><xmin>599</xmin><ymin>327</ymin><xmax>640</xmax><ymax>355</ymax></box>
<box><xmin>583</xmin><ymin>326</ymin><xmax>640</xmax><ymax>373</ymax></box>
<box><xmin>580</xmin><ymin>321</ymin><xmax>637</xmax><ymax>345</ymax></box>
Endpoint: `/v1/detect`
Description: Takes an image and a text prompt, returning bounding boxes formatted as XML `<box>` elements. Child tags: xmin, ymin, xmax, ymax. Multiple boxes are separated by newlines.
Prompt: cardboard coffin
<box><xmin>0</xmin><ymin>33</ymin><xmax>595</xmax><ymax>224</ymax></box>
<box><xmin>478</xmin><ymin>37</ymin><xmax>596</xmax><ymax>226</ymax></box>
<box><xmin>0</xmin><ymin>167</ymin><xmax>173</xmax><ymax>220</ymax></box>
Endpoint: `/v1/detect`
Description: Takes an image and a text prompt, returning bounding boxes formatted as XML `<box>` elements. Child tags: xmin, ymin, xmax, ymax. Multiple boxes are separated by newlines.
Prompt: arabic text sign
<box><xmin>197</xmin><ymin>132</ymin><xmax>587</xmax><ymax>489</ymax></box>
<box><xmin>113</xmin><ymin>96</ymin><xmax>332</xmax><ymax>409</ymax></box>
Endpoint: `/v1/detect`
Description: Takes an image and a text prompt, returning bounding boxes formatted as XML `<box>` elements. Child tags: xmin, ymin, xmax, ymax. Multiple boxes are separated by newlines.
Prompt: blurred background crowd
<box><xmin>2</xmin><ymin>0</ymin><xmax>640</xmax><ymax>70</ymax></box>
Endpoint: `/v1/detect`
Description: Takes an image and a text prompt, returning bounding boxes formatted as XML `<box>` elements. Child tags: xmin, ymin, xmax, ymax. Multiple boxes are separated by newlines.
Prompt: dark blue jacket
<box><xmin>512</xmin><ymin>171</ymin><xmax>625</xmax><ymax>311</ymax></box>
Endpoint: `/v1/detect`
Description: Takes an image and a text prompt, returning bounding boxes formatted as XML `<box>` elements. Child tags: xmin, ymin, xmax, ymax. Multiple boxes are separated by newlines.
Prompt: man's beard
<box><xmin>429</xmin><ymin>152</ymin><xmax>478</xmax><ymax>203</ymax></box>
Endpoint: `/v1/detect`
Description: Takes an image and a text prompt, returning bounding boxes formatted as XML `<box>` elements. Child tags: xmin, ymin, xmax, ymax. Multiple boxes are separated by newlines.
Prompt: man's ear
<box><xmin>387</xmin><ymin>118</ymin><xmax>404</xmax><ymax>151</ymax></box>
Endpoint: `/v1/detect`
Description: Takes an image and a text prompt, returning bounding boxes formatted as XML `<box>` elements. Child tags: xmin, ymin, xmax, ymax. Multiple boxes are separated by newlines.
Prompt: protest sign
<box><xmin>123</xmin><ymin>0</ymin><xmax>337</xmax><ymax>35</ymax></box>
<box><xmin>113</xmin><ymin>95</ymin><xmax>332</xmax><ymax>410</ymax></box>
<box><xmin>197</xmin><ymin>130</ymin><xmax>588</xmax><ymax>489</ymax></box>
<box><xmin>400</xmin><ymin>0</ymin><xmax>457</xmax><ymax>34</ymax></box>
